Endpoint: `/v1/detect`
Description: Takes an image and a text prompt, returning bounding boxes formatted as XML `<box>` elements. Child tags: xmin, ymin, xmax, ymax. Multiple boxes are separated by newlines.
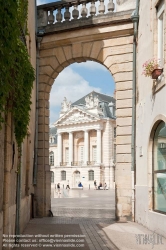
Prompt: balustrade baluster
<box><xmin>56</xmin><ymin>7</ymin><xmax>62</xmax><ymax>23</ymax></box>
<box><xmin>98</xmin><ymin>0</ymin><xmax>105</xmax><ymax>14</ymax></box>
<box><xmin>107</xmin><ymin>0</ymin><xmax>115</xmax><ymax>12</ymax></box>
<box><xmin>48</xmin><ymin>9</ymin><xmax>55</xmax><ymax>24</ymax></box>
<box><xmin>90</xmin><ymin>0</ymin><xmax>96</xmax><ymax>16</ymax></box>
<box><xmin>64</xmin><ymin>5</ymin><xmax>71</xmax><ymax>21</ymax></box>
<box><xmin>72</xmin><ymin>2</ymin><xmax>79</xmax><ymax>20</ymax></box>
<box><xmin>81</xmin><ymin>1</ymin><xmax>88</xmax><ymax>18</ymax></box>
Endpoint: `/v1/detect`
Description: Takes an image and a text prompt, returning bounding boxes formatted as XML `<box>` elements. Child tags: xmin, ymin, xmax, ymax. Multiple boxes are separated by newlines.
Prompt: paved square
<box><xmin>13</xmin><ymin>189</ymin><xmax>117</xmax><ymax>250</ymax></box>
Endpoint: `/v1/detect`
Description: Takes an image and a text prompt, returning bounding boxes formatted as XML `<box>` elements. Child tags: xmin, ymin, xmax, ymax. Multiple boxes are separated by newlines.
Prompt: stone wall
<box><xmin>0</xmin><ymin>1</ymin><xmax>37</xmax><ymax>247</ymax></box>
<box><xmin>37</xmin><ymin>10</ymin><xmax>134</xmax><ymax>220</ymax></box>
<box><xmin>136</xmin><ymin>0</ymin><xmax>166</xmax><ymax>237</ymax></box>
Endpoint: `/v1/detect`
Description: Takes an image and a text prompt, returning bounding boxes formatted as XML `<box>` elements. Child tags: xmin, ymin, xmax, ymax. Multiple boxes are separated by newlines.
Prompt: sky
<box><xmin>36</xmin><ymin>0</ymin><xmax>116</xmax><ymax>125</ymax></box>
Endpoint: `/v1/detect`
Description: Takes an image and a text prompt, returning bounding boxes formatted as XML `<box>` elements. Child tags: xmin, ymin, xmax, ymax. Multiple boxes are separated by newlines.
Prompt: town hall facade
<box><xmin>49</xmin><ymin>91</ymin><xmax>116</xmax><ymax>189</ymax></box>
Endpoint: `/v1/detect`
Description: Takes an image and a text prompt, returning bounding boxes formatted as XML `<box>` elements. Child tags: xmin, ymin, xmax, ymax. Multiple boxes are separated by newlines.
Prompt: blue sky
<box><xmin>37</xmin><ymin>0</ymin><xmax>116</xmax><ymax>124</ymax></box>
<box><xmin>50</xmin><ymin>62</ymin><xmax>115</xmax><ymax>124</ymax></box>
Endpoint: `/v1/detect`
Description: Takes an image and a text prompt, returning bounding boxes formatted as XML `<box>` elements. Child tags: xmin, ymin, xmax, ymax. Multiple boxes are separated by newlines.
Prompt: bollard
<box><xmin>63</xmin><ymin>184</ymin><xmax>64</xmax><ymax>189</ymax></box>
<box><xmin>89</xmin><ymin>184</ymin><xmax>90</xmax><ymax>190</ymax></box>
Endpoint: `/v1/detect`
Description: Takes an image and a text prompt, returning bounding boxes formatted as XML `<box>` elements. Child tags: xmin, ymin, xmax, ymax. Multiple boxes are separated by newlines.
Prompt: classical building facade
<box><xmin>49</xmin><ymin>91</ymin><xmax>116</xmax><ymax>189</ymax></box>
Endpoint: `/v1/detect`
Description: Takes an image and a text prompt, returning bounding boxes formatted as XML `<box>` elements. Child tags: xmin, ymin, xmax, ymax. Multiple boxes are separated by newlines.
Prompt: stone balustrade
<box><xmin>71</xmin><ymin>161</ymin><xmax>84</xmax><ymax>166</ymax></box>
<box><xmin>37</xmin><ymin>0</ymin><xmax>115</xmax><ymax>27</ymax></box>
<box><xmin>60</xmin><ymin>162</ymin><xmax>68</xmax><ymax>166</ymax></box>
<box><xmin>87</xmin><ymin>161</ymin><xmax>96</xmax><ymax>165</ymax></box>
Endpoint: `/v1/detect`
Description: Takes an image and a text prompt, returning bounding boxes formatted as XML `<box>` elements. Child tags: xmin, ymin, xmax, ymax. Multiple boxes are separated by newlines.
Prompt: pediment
<box><xmin>55</xmin><ymin>107</ymin><xmax>100</xmax><ymax>126</ymax></box>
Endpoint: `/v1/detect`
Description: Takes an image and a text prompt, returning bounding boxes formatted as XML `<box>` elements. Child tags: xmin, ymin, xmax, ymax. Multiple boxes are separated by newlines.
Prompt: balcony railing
<box><xmin>71</xmin><ymin>161</ymin><xmax>84</xmax><ymax>166</ymax></box>
<box><xmin>87</xmin><ymin>161</ymin><xmax>96</xmax><ymax>165</ymax></box>
<box><xmin>60</xmin><ymin>162</ymin><xmax>68</xmax><ymax>166</ymax></box>
<box><xmin>37</xmin><ymin>0</ymin><xmax>115</xmax><ymax>27</ymax></box>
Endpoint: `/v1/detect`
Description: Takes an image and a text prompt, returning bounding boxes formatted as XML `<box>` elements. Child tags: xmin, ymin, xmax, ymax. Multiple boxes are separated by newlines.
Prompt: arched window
<box><xmin>61</xmin><ymin>170</ymin><xmax>66</xmax><ymax>181</ymax></box>
<box><xmin>49</xmin><ymin>151</ymin><xmax>54</xmax><ymax>166</ymax></box>
<box><xmin>153</xmin><ymin>121</ymin><xmax>166</xmax><ymax>213</ymax></box>
<box><xmin>51</xmin><ymin>172</ymin><xmax>54</xmax><ymax>183</ymax></box>
<box><xmin>88</xmin><ymin>170</ymin><xmax>94</xmax><ymax>181</ymax></box>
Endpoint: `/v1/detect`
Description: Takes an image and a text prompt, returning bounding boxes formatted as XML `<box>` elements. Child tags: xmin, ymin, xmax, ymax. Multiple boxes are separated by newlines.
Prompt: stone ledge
<box><xmin>39</xmin><ymin>10</ymin><xmax>134</xmax><ymax>34</ymax></box>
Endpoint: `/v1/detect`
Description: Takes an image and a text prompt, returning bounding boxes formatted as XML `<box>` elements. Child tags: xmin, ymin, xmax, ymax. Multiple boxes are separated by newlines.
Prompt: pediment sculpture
<box><xmin>62</xmin><ymin>111</ymin><xmax>93</xmax><ymax>124</ymax></box>
<box><xmin>85</xmin><ymin>94</ymin><xmax>99</xmax><ymax>109</ymax></box>
<box><xmin>61</xmin><ymin>97</ymin><xmax>71</xmax><ymax>113</ymax></box>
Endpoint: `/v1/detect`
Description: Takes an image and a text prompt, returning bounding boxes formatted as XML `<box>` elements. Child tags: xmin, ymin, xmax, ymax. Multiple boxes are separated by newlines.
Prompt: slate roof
<box><xmin>49</xmin><ymin>127</ymin><xmax>57</xmax><ymax>144</ymax></box>
<box><xmin>72</xmin><ymin>91</ymin><xmax>116</xmax><ymax>119</ymax></box>
<box><xmin>50</xmin><ymin>127</ymin><xmax>57</xmax><ymax>135</ymax></box>
<box><xmin>72</xmin><ymin>91</ymin><xmax>115</xmax><ymax>106</ymax></box>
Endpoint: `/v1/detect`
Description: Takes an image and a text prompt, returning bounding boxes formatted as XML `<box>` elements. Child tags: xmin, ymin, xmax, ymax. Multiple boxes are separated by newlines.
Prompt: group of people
<box><xmin>56</xmin><ymin>181</ymin><xmax>107</xmax><ymax>195</ymax></box>
<box><xmin>94</xmin><ymin>180</ymin><xmax>107</xmax><ymax>190</ymax></box>
<box><xmin>56</xmin><ymin>183</ymin><xmax>70</xmax><ymax>193</ymax></box>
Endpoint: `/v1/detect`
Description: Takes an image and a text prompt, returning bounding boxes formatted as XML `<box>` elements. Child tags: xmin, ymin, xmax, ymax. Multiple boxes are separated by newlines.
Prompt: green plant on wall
<box><xmin>0</xmin><ymin>0</ymin><xmax>35</xmax><ymax>147</ymax></box>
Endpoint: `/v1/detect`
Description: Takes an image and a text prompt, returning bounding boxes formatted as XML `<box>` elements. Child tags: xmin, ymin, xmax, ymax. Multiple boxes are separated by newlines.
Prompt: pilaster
<box><xmin>57</xmin><ymin>132</ymin><xmax>62</xmax><ymax>164</ymax></box>
<box><xmin>97</xmin><ymin>129</ymin><xmax>101</xmax><ymax>164</ymax></box>
<box><xmin>69</xmin><ymin>132</ymin><xmax>73</xmax><ymax>165</ymax></box>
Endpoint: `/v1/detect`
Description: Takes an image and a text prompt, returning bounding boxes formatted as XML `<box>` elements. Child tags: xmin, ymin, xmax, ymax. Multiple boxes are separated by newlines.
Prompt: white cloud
<box><xmin>37</xmin><ymin>0</ymin><xmax>45</xmax><ymax>5</ymax></box>
<box><xmin>37</xmin><ymin>0</ymin><xmax>55</xmax><ymax>6</ymax></box>
<box><xmin>73</xmin><ymin>61</ymin><xmax>107</xmax><ymax>71</ymax></box>
<box><xmin>50</xmin><ymin>67</ymin><xmax>101</xmax><ymax>124</ymax></box>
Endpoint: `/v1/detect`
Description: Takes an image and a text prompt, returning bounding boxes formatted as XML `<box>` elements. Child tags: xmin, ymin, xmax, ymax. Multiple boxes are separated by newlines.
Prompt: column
<box><xmin>84</xmin><ymin>130</ymin><xmax>89</xmax><ymax>164</ymax></box>
<box><xmin>57</xmin><ymin>133</ymin><xmax>62</xmax><ymax>165</ymax></box>
<box><xmin>69</xmin><ymin>132</ymin><xmax>73</xmax><ymax>166</ymax></box>
<box><xmin>97</xmin><ymin>129</ymin><xmax>101</xmax><ymax>164</ymax></box>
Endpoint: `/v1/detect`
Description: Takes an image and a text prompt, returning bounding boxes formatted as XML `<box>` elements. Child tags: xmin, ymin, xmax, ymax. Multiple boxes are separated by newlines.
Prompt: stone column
<box><xmin>69</xmin><ymin>132</ymin><xmax>73</xmax><ymax>166</ymax></box>
<box><xmin>57</xmin><ymin>133</ymin><xmax>62</xmax><ymax>165</ymax></box>
<box><xmin>97</xmin><ymin>129</ymin><xmax>101</xmax><ymax>164</ymax></box>
<box><xmin>84</xmin><ymin>130</ymin><xmax>89</xmax><ymax>164</ymax></box>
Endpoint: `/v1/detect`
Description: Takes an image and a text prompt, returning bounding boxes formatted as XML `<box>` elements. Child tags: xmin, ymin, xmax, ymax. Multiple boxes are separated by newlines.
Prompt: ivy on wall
<box><xmin>0</xmin><ymin>0</ymin><xmax>35</xmax><ymax>146</ymax></box>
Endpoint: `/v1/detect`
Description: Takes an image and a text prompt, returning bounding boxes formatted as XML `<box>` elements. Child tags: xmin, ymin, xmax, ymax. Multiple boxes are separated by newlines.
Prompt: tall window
<box><xmin>61</xmin><ymin>170</ymin><xmax>66</xmax><ymax>181</ymax></box>
<box><xmin>114</xmin><ymin>127</ymin><xmax>116</xmax><ymax>138</ymax></box>
<box><xmin>89</xmin><ymin>170</ymin><xmax>94</xmax><ymax>181</ymax></box>
<box><xmin>153</xmin><ymin>121</ymin><xmax>166</xmax><ymax>213</ymax></box>
<box><xmin>92</xmin><ymin>146</ymin><xmax>97</xmax><ymax>162</ymax></box>
<box><xmin>49</xmin><ymin>151</ymin><xmax>54</xmax><ymax>166</ymax></box>
<box><xmin>79</xmin><ymin>146</ymin><xmax>84</xmax><ymax>162</ymax></box>
<box><xmin>157</xmin><ymin>0</ymin><xmax>165</xmax><ymax>66</ymax></box>
<box><xmin>65</xmin><ymin>147</ymin><xmax>69</xmax><ymax>163</ymax></box>
<box><xmin>114</xmin><ymin>144</ymin><xmax>116</xmax><ymax>163</ymax></box>
<box><xmin>51</xmin><ymin>172</ymin><xmax>54</xmax><ymax>183</ymax></box>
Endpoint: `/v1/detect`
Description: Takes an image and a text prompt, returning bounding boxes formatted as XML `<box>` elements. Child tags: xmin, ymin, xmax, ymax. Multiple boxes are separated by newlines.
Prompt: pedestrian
<box><xmin>94</xmin><ymin>180</ymin><xmax>97</xmax><ymax>189</ymax></box>
<box><xmin>98</xmin><ymin>182</ymin><xmax>102</xmax><ymax>190</ymax></box>
<box><xmin>57</xmin><ymin>183</ymin><xmax>61</xmax><ymax>197</ymax></box>
<box><xmin>66</xmin><ymin>184</ymin><xmax>70</xmax><ymax>190</ymax></box>
<box><xmin>78</xmin><ymin>182</ymin><xmax>83</xmax><ymax>187</ymax></box>
<box><xmin>104</xmin><ymin>183</ymin><xmax>107</xmax><ymax>190</ymax></box>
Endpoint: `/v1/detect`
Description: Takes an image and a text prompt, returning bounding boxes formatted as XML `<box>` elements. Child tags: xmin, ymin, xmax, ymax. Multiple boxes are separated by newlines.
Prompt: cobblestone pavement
<box><xmin>13</xmin><ymin>189</ymin><xmax>117</xmax><ymax>250</ymax></box>
<box><xmin>50</xmin><ymin>188</ymin><xmax>117</xmax><ymax>250</ymax></box>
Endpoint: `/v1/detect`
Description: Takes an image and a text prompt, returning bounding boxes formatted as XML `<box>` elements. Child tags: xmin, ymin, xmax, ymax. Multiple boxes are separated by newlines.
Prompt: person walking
<box><xmin>57</xmin><ymin>183</ymin><xmax>61</xmax><ymax>197</ymax></box>
<box><xmin>104</xmin><ymin>183</ymin><xmax>107</xmax><ymax>190</ymax></box>
<box><xmin>94</xmin><ymin>180</ymin><xmax>97</xmax><ymax>189</ymax></box>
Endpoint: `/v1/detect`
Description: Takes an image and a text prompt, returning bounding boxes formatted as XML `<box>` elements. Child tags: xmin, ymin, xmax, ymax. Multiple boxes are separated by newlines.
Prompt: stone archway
<box><xmin>36</xmin><ymin>10</ymin><xmax>133</xmax><ymax>221</ymax></box>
